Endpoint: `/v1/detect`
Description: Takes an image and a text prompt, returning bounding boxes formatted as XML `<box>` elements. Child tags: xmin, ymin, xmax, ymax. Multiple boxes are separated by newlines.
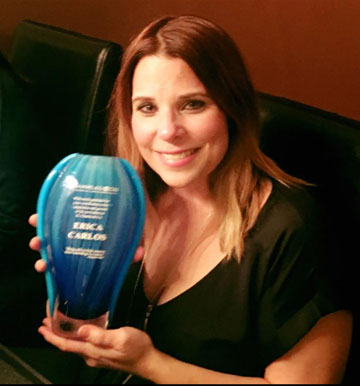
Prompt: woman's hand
<box><xmin>38</xmin><ymin>318</ymin><xmax>156</xmax><ymax>376</ymax></box>
<box><xmin>28</xmin><ymin>214</ymin><xmax>47</xmax><ymax>272</ymax></box>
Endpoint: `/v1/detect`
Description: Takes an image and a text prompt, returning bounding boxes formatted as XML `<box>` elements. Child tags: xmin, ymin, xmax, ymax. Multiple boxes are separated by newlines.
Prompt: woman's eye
<box><xmin>183</xmin><ymin>100</ymin><xmax>205</xmax><ymax>111</ymax></box>
<box><xmin>138</xmin><ymin>103</ymin><xmax>156</xmax><ymax>113</ymax></box>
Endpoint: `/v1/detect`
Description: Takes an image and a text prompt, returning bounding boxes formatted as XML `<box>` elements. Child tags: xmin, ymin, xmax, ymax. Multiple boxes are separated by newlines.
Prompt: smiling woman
<box><xmin>31</xmin><ymin>15</ymin><xmax>352</xmax><ymax>384</ymax></box>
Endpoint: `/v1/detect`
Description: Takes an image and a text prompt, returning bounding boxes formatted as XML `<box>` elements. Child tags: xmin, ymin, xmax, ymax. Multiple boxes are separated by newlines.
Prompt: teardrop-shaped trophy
<box><xmin>36</xmin><ymin>153</ymin><xmax>146</xmax><ymax>338</ymax></box>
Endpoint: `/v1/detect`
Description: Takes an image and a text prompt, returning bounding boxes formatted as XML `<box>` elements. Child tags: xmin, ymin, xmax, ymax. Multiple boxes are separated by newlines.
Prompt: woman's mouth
<box><xmin>161</xmin><ymin>149</ymin><xmax>197</xmax><ymax>160</ymax></box>
<box><xmin>156</xmin><ymin>148</ymin><xmax>199</xmax><ymax>166</ymax></box>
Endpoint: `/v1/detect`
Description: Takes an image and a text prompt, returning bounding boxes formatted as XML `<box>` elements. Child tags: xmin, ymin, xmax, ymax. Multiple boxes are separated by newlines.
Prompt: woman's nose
<box><xmin>157</xmin><ymin>110</ymin><xmax>184</xmax><ymax>140</ymax></box>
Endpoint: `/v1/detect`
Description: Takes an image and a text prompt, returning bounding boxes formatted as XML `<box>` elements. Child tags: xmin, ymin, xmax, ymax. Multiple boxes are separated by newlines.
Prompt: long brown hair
<box><xmin>107</xmin><ymin>15</ymin><xmax>305</xmax><ymax>260</ymax></box>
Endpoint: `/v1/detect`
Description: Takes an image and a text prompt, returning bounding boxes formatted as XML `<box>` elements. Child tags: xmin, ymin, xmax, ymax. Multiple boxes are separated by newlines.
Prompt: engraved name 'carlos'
<box><xmin>67</xmin><ymin>222</ymin><xmax>107</xmax><ymax>241</ymax></box>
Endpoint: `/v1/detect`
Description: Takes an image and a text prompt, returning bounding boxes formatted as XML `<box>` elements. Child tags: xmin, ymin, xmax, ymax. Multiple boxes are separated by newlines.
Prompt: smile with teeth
<box><xmin>160</xmin><ymin>149</ymin><xmax>197</xmax><ymax>160</ymax></box>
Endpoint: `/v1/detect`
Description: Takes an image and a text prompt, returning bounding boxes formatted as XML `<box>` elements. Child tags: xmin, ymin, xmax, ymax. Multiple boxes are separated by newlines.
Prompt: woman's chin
<box><xmin>157</xmin><ymin>172</ymin><xmax>209</xmax><ymax>191</ymax></box>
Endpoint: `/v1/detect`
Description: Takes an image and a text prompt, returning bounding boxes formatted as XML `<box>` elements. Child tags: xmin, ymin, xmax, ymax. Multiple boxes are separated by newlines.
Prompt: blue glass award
<box><xmin>36</xmin><ymin>153</ymin><xmax>146</xmax><ymax>338</ymax></box>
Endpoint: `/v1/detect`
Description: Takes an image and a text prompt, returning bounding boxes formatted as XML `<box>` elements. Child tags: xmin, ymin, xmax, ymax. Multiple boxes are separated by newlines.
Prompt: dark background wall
<box><xmin>1</xmin><ymin>0</ymin><xmax>359</xmax><ymax>121</ymax></box>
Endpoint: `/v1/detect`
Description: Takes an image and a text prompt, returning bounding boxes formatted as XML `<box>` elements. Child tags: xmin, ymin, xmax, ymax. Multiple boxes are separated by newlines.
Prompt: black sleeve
<box><xmin>256</xmin><ymin>187</ymin><xmax>344</xmax><ymax>367</ymax></box>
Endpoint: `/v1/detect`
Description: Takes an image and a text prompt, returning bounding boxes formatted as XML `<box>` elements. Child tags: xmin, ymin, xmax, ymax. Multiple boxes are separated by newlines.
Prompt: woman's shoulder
<box><xmin>252</xmin><ymin>180</ymin><xmax>321</xmax><ymax>242</ymax></box>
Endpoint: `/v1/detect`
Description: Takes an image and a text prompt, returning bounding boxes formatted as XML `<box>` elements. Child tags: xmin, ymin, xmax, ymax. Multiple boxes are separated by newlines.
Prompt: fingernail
<box><xmin>78</xmin><ymin>326</ymin><xmax>89</xmax><ymax>339</ymax></box>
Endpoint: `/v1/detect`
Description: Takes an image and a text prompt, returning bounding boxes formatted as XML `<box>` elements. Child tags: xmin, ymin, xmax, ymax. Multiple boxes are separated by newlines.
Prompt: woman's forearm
<box><xmin>138</xmin><ymin>348</ymin><xmax>270</xmax><ymax>385</ymax></box>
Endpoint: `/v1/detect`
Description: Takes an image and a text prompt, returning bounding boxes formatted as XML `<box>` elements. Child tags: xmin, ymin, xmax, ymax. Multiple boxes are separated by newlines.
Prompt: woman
<box><xmin>30</xmin><ymin>15</ymin><xmax>352</xmax><ymax>383</ymax></box>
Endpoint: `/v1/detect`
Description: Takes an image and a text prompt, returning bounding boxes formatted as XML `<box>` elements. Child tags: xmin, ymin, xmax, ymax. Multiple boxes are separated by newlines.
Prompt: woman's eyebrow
<box><xmin>132</xmin><ymin>96</ymin><xmax>155</xmax><ymax>104</ymax></box>
<box><xmin>132</xmin><ymin>92</ymin><xmax>211</xmax><ymax>104</ymax></box>
<box><xmin>177</xmin><ymin>92</ymin><xmax>210</xmax><ymax>100</ymax></box>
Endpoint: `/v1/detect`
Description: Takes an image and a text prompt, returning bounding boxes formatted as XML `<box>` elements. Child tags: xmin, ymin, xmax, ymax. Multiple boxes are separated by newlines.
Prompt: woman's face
<box><xmin>131</xmin><ymin>55</ymin><xmax>229</xmax><ymax>190</ymax></box>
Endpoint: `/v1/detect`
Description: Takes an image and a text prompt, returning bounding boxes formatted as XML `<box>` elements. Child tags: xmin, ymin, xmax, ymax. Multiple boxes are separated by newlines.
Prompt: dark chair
<box><xmin>0</xmin><ymin>51</ymin><xmax>47</xmax><ymax>348</ymax></box>
<box><xmin>0</xmin><ymin>20</ymin><xmax>122</xmax><ymax>383</ymax></box>
<box><xmin>258</xmin><ymin>93</ymin><xmax>360</xmax><ymax>384</ymax></box>
<box><xmin>9</xmin><ymin>19</ymin><xmax>122</xmax><ymax>166</ymax></box>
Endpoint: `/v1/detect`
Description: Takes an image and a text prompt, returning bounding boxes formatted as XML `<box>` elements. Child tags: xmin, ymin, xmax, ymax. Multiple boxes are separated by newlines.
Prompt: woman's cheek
<box><xmin>132</xmin><ymin>115</ymin><xmax>155</xmax><ymax>146</ymax></box>
<box><xmin>131</xmin><ymin>120</ymin><xmax>146</xmax><ymax>147</ymax></box>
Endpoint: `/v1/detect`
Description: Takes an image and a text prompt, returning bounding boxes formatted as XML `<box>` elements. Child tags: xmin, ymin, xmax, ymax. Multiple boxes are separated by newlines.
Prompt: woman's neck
<box><xmin>156</xmin><ymin>187</ymin><xmax>216</xmax><ymax>223</ymax></box>
<box><xmin>161</xmin><ymin>178</ymin><xmax>215</xmax><ymax>209</ymax></box>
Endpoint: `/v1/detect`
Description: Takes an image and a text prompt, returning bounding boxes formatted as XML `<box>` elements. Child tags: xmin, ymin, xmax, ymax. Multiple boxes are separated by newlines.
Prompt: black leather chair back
<box><xmin>259</xmin><ymin>93</ymin><xmax>360</xmax><ymax>384</ymax></box>
<box><xmin>9</xmin><ymin>19</ymin><xmax>122</xmax><ymax>167</ymax></box>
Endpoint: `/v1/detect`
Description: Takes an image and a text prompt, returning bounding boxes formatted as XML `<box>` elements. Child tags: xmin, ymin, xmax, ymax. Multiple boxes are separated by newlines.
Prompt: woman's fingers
<box><xmin>28</xmin><ymin>214</ymin><xmax>40</xmax><ymax>251</ymax></box>
<box><xmin>29</xmin><ymin>236</ymin><xmax>41</xmax><ymax>251</ymax></box>
<box><xmin>29</xmin><ymin>219</ymin><xmax>46</xmax><ymax>272</ymax></box>
<box><xmin>34</xmin><ymin>259</ymin><xmax>47</xmax><ymax>272</ymax></box>
<box><xmin>133</xmin><ymin>246</ymin><xmax>145</xmax><ymax>263</ymax></box>
<box><xmin>28</xmin><ymin>214</ymin><xmax>41</xmax><ymax>253</ymax></box>
<box><xmin>28</xmin><ymin>213</ymin><xmax>38</xmax><ymax>227</ymax></box>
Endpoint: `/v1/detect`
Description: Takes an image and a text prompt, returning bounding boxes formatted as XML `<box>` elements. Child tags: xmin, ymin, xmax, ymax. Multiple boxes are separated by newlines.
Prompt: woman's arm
<box><xmin>264</xmin><ymin>310</ymin><xmax>352</xmax><ymax>384</ymax></box>
<box><xmin>138</xmin><ymin>310</ymin><xmax>352</xmax><ymax>384</ymax></box>
<box><xmin>38</xmin><ymin>310</ymin><xmax>352</xmax><ymax>384</ymax></box>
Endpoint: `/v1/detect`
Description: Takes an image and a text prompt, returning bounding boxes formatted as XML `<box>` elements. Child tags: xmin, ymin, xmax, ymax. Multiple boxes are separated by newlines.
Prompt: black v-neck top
<box><xmin>108</xmin><ymin>181</ymin><xmax>344</xmax><ymax>382</ymax></box>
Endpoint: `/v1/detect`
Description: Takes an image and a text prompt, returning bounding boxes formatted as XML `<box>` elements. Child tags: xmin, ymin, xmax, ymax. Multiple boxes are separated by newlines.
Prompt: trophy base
<box><xmin>51</xmin><ymin>308</ymin><xmax>109</xmax><ymax>339</ymax></box>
